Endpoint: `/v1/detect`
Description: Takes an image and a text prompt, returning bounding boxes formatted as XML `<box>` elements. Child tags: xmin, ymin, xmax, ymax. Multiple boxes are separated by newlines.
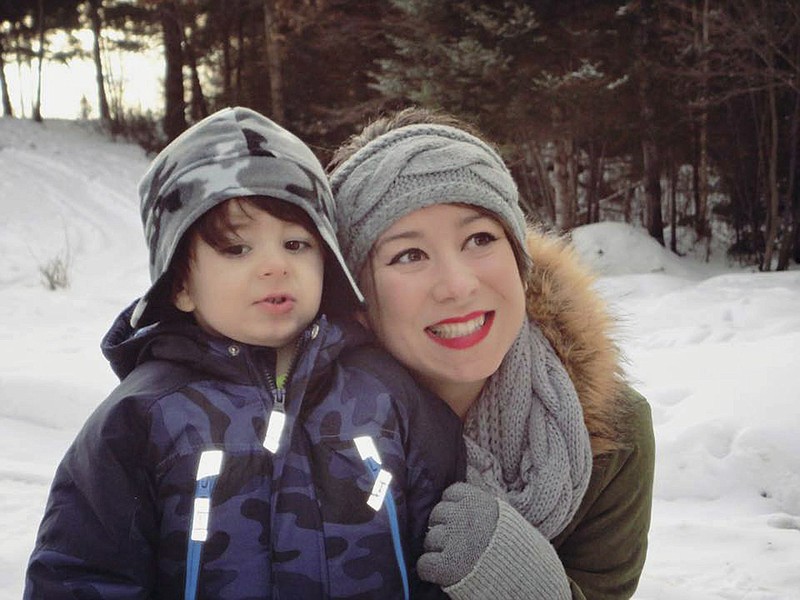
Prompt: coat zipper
<box><xmin>262</xmin><ymin>324</ymin><xmax>315</xmax><ymax>453</ymax></box>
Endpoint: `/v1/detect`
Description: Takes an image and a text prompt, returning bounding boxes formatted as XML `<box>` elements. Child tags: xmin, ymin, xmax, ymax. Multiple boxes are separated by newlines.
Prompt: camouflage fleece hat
<box><xmin>130</xmin><ymin>106</ymin><xmax>364</xmax><ymax>328</ymax></box>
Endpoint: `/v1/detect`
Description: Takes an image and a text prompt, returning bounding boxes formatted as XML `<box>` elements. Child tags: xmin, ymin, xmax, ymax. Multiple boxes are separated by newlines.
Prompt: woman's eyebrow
<box><xmin>460</xmin><ymin>212</ymin><xmax>489</xmax><ymax>227</ymax></box>
<box><xmin>374</xmin><ymin>230</ymin><xmax>423</xmax><ymax>253</ymax></box>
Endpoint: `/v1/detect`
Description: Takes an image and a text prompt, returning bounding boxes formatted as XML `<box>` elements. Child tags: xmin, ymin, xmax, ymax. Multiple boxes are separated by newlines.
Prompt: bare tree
<box><xmin>32</xmin><ymin>0</ymin><xmax>44</xmax><ymax>122</ymax></box>
<box><xmin>159</xmin><ymin>0</ymin><xmax>186</xmax><ymax>140</ymax></box>
<box><xmin>86</xmin><ymin>0</ymin><xmax>110</xmax><ymax>123</ymax></box>
<box><xmin>0</xmin><ymin>36</ymin><xmax>12</xmax><ymax>116</ymax></box>
<box><xmin>262</xmin><ymin>0</ymin><xmax>284</xmax><ymax>123</ymax></box>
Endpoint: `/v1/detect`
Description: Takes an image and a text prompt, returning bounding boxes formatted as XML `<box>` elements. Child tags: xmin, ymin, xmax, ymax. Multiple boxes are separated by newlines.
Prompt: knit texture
<box><xmin>464</xmin><ymin>320</ymin><xmax>593</xmax><ymax>540</ymax></box>
<box><xmin>417</xmin><ymin>483</ymin><xmax>500</xmax><ymax>587</ymax></box>
<box><xmin>443</xmin><ymin>500</ymin><xmax>572</xmax><ymax>600</ymax></box>
<box><xmin>329</xmin><ymin>123</ymin><xmax>528</xmax><ymax>277</ymax></box>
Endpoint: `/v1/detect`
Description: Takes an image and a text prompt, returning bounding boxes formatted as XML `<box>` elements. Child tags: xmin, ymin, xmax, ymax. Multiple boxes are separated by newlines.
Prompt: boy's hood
<box><xmin>131</xmin><ymin>106</ymin><xmax>363</xmax><ymax>329</ymax></box>
<box><xmin>102</xmin><ymin>301</ymin><xmax>220</xmax><ymax>381</ymax></box>
<box><xmin>101</xmin><ymin>301</ymin><xmax>371</xmax><ymax>383</ymax></box>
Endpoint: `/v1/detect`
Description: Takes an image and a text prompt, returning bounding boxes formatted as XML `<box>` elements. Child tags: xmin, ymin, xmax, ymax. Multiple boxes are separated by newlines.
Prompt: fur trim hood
<box><xmin>524</xmin><ymin>228</ymin><xmax>627</xmax><ymax>455</ymax></box>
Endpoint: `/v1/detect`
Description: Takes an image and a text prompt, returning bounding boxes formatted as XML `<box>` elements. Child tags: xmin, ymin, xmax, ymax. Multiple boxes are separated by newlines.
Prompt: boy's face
<box><xmin>174</xmin><ymin>201</ymin><xmax>324</xmax><ymax>351</ymax></box>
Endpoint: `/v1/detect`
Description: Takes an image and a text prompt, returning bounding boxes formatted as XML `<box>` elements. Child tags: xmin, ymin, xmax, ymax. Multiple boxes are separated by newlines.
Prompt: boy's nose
<box><xmin>259</xmin><ymin>252</ymin><xmax>289</xmax><ymax>277</ymax></box>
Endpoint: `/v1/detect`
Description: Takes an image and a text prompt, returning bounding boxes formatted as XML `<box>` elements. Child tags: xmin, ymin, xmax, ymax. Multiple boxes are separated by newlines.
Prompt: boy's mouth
<box><xmin>260</xmin><ymin>295</ymin><xmax>291</xmax><ymax>305</ymax></box>
<box><xmin>255</xmin><ymin>294</ymin><xmax>296</xmax><ymax>314</ymax></box>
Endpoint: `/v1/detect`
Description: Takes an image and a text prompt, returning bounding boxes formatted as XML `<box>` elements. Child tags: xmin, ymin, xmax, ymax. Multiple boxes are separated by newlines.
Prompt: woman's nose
<box><xmin>431</xmin><ymin>256</ymin><xmax>479</xmax><ymax>302</ymax></box>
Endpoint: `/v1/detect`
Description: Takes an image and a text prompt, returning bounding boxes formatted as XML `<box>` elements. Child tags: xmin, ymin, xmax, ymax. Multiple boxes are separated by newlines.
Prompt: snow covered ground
<box><xmin>1</xmin><ymin>117</ymin><xmax>799</xmax><ymax>599</ymax></box>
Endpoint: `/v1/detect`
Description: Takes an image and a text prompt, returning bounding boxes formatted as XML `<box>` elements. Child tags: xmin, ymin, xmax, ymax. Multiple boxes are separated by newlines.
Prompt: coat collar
<box><xmin>524</xmin><ymin>228</ymin><xmax>627</xmax><ymax>455</ymax></box>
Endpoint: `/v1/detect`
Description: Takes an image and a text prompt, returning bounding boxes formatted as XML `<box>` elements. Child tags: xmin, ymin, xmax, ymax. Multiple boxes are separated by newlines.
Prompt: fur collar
<box><xmin>524</xmin><ymin>228</ymin><xmax>627</xmax><ymax>455</ymax></box>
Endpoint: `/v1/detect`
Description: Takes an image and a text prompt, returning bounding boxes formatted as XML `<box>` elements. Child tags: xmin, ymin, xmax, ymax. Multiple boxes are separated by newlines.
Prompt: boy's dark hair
<box><xmin>168</xmin><ymin>196</ymin><xmax>348</xmax><ymax>318</ymax></box>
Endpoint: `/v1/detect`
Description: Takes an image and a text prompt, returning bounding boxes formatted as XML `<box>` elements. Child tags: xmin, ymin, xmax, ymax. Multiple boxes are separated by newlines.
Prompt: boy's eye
<box><xmin>464</xmin><ymin>232</ymin><xmax>498</xmax><ymax>249</ymax></box>
<box><xmin>285</xmin><ymin>239</ymin><xmax>313</xmax><ymax>252</ymax></box>
<box><xmin>388</xmin><ymin>248</ymin><xmax>427</xmax><ymax>265</ymax></box>
<box><xmin>221</xmin><ymin>244</ymin><xmax>251</xmax><ymax>256</ymax></box>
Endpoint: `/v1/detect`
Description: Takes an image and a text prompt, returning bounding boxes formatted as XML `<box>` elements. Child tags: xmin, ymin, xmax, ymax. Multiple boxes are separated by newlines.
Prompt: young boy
<box><xmin>24</xmin><ymin>107</ymin><xmax>464</xmax><ymax>599</ymax></box>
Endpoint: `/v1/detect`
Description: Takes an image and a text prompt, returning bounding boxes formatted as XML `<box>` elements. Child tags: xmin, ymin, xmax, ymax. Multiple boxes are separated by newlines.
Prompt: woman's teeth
<box><xmin>428</xmin><ymin>314</ymin><xmax>486</xmax><ymax>339</ymax></box>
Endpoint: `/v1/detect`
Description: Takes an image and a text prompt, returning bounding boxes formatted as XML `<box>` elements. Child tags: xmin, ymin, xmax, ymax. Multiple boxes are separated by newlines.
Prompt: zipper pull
<box><xmin>190</xmin><ymin>450</ymin><xmax>224</xmax><ymax>541</ymax></box>
<box><xmin>185</xmin><ymin>450</ymin><xmax>223</xmax><ymax>600</ymax></box>
<box><xmin>354</xmin><ymin>436</ymin><xmax>393</xmax><ymax>511</ymax></box>
<box><xmin>263</xmin><ymin>388</ymin><xmax>286</xmax><ymax>453</ymax></box>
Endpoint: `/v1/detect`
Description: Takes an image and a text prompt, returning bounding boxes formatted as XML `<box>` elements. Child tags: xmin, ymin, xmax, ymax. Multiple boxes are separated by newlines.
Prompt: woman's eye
<box><xmin>222</xmin><ymin>244</ymin><xmax>251</xmax><ymax>256</ymax></box>
<box><xmin>465</xmin><ymin>232</ymin><xmax>498</xmax><ymax>249</ymax></box>
<box><xmin>388</xmin><ymin>248</ymin><xmax>427</xmax><ymax>265</ymax></box>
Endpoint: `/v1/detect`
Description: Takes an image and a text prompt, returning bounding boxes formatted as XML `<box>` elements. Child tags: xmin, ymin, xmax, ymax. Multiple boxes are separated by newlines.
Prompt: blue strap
<box><xmin>184</xmin><ymin>473</ymin><xmax>219</xmax><ymax>600</ymax></box>
<box><xmin>184</xmin><ymin>537</ymin><xmax>202</xmax><ymax>600</ymax></box>
<box><xmin>364</xmin><ymin>457</ymin><xmax>410</xmax><ymax>600</ymax></box>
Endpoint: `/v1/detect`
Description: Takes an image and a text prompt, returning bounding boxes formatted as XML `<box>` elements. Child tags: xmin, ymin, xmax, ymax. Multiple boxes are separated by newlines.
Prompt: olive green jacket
<box><xmin>554</xmin><ymin>386</ymin><xmax>654</xmax><ymax>599</ymax></box>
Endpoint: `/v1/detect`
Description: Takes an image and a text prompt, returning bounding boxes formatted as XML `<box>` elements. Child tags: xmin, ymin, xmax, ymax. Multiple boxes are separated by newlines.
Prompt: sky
<box><xmin>3</xmin><ymin>30</ymin><xmax>161</xmax><ymax>120</ymax></box>
<box><xmin>1</xmin><ymin>117</ymin><xmax>799</xmax><ymax>599</ymax></box>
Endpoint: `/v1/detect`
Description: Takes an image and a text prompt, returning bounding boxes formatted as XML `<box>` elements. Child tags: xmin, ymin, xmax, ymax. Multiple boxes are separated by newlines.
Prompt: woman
<box><xmin>328</xmin><ymin>108</ymin><xmax>655</xmax><ymax>600</ymax></box>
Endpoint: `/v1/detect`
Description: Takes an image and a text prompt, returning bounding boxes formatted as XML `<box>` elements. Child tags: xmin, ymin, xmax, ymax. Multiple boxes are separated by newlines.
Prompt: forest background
<box><xmin>1</xmin><ymin>0</ymin><xmax>799</xmax><ymax>272</ymax></box>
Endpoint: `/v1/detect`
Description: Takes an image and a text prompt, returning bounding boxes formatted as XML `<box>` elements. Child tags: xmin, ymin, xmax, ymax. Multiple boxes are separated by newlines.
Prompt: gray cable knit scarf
<box><xmin>463</xmin><ymin>319</ymin><xmax>593</xmax><ymax>540</ymax></box>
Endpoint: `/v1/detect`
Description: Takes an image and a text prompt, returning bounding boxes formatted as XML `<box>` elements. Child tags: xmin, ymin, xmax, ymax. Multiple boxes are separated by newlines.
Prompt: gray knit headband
<box><xmin>329</xmin><ymin>123</ymin><xmax>529</xmax><ymax>276</ymax></box>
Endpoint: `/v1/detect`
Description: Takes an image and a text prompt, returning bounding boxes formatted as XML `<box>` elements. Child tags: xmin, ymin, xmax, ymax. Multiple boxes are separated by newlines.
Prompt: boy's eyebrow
<box><xmin>226</xmin><ymin>214</ymin><xmax>256</xmax><ymax>230</ymax></box>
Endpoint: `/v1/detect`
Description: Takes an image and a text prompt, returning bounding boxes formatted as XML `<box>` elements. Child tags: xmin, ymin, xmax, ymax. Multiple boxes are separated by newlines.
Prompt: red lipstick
<box><xmin>426</xmin><ymin>311</ymin><xmax>494</xmax><ymax>350</ymax></box>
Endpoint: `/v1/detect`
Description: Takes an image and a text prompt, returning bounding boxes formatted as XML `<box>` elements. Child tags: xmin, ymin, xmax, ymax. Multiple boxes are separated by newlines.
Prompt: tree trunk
<box><xmin>642</xmin><ymin>138</ymin><xmax>665</xmax><ymax>245</ymax></box>
<box><xmin>160</xmin><ymin>1</ymin><xmax>187</xmax><ymax>141</ymax></box>
<box><xmin>183</xmin><ymin>23</ymin><xmax>208</xmax><ymax>122</ymax></box>
<box><xmin>0</xmin><ymin>37</ymin><xmax>13</xmax><ymax>117</ymax></box>
<box><xmin>88</xmin><ymin>0</ymin><xmax>110</xmax><ymax>123</ymax></box>
<box><xmin>524</xmin><ymin>141</ymin><xmax>555</xmax><ymax>224</ymax></box>
<box><xmin>219</xmin><ymin>1</ymin><xmax>234</xmax><ymax>106</ymax></box>
<box><xmin>586</xmin><ymin>141</ymin><xmax>605</xmax><ymax>224</ymax></box>
<box><xmin>33</xmin><ymin>0</ymin><xmax>45</xmax><ymax>123</ymax></box>
<box><xmin>669</xmin><ymin>153</ymin><xmax>678</xmax><ymax>253</ymax></box>
<box><xmin>235</xmin><ymin>8</ymin><xmax>246</xmax><ymax>105</ymax></box>
<box><xmin>551</xmin><ymin>137</ymin><xmax>577</xmax><ymax>231</ymax></box>
<box><xmin>263</xmin><ymin>0</ymin><xmax>285</xmax><ymax>123</ymax></box>
<box><xmin>777</xmin><ymin>81</ymin><xmax>800</xmax><ymax>268</ymax></box>
<box><xmin>762</xmin><ymin>79</ymin><xmax>780</xmax><ymax>270</ymax></box>
<box><xmin>636</xmin><ymin>2</ymin><xmax>664</xmax><ymax>245</ymax></box>
<box><xmin>693</xmin><ymin>0</ymin><xmax>710</xmax><ymax>238</ymax></box>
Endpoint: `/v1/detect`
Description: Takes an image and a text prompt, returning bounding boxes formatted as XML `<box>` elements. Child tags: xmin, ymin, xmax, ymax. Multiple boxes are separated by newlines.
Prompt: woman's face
<box><xmin>360</xmin><ymin>204</ymin><xmax>526</xmax><ymax>417</ymax></box>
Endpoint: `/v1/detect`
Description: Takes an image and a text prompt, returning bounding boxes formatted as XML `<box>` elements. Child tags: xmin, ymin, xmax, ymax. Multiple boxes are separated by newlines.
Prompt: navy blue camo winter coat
<box><xmin>25</xmin><ymin>305</ymin><xmax>465</xmax><ymax>599</ymax></box>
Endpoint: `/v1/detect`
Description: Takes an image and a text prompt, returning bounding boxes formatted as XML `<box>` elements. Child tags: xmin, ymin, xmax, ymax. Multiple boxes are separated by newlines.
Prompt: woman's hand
<box><xmin>417</xmin><ymin>482</ymin><xmax>572</xmax><ymax>599</ymax></box>
<box><xmin>417</xmin><ymin>482</ymin><xmax>499</xmax><ymax>587</ymax></box>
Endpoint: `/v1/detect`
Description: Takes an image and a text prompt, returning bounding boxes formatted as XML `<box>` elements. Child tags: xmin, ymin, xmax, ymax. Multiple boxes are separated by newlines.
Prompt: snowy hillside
<box><xmin>1</xmin><ymin>117</ymin><xmax>799</xmax><ymax>599</ymax></box>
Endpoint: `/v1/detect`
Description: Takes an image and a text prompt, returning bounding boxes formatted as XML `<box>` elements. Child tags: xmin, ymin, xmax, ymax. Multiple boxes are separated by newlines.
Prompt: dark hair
<box><xmin>168</xmin><ymin>196</ymin><xmax>324</xmax><ymax>302</ymax></box>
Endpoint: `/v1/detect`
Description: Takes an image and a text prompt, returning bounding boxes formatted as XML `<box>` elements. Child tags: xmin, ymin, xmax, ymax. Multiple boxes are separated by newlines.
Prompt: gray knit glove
<box><xmin>418</xmin><ymin>482</ymin><xmax>499</xmax><ymax>587</ymax></box>
<box><xmin>418</xmin><ymin>482</ymin><xmax>572</xmax><ymax>600</ymax></box>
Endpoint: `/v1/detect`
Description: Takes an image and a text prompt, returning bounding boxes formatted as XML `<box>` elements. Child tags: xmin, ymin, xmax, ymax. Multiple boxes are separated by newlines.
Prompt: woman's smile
<box><xmin>426</xmin><ymin>311</ymin><xmax>494</xmax><ymax>348</ymax></box>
